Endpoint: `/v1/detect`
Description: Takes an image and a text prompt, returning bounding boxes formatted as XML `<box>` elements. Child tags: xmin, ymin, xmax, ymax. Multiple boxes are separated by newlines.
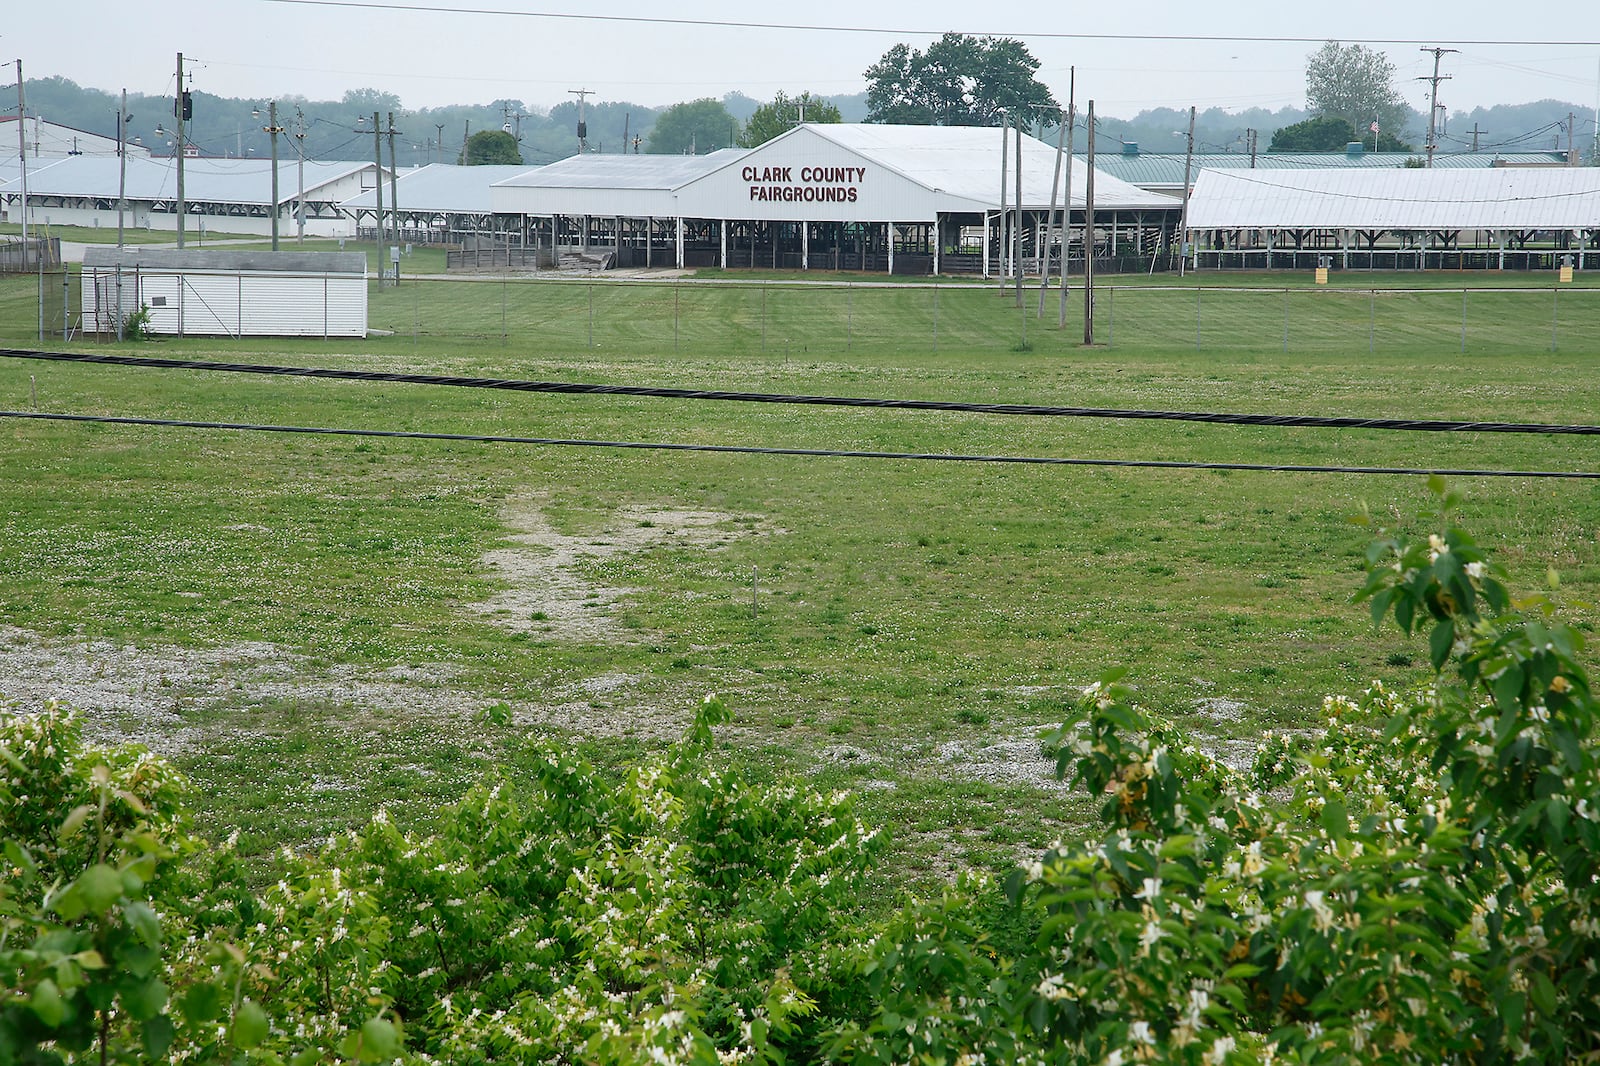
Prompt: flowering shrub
<box><xmin>835</xmin><ymin>479</ymin><xmax>1599</xmax><ymax>1064</ymax></box>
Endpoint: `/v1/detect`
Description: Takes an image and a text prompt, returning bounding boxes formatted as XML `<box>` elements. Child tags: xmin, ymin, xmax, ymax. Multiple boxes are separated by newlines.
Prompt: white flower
<box><xmin>1305</xmin><ymin>890</ymin><xmax>1335</xmax><ymax>933</ymax></box>
<box><xmin>1203</xmin><ymin>1035</ymin><xmax>1236</xmax><ymax>1065</ymax></box>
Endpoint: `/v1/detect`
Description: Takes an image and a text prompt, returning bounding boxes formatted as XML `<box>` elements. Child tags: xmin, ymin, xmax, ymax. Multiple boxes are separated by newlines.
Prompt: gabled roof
<box><xmin>782</xmin><ymin>124</ymin><xmax>1177</xmax><ymax>212</ymax></box>
<box><xmin>1085</xmin><ymin>150</ymin><xmax>1576</xmax><ymax>190</ymax></box>
<box><xmin>0</xmin><ymin>156</ymin><xmax>374</xmax><ymax>205</ymax></box>
<box><xmin>342</xmin><ymin>163</ymin><xmax>537</xmax><ymax>211</ymax></box>
<box><xmin>1186</xmin><ymin>167</ymin><xmax>1600</xmax><ymax>230</ymax></box>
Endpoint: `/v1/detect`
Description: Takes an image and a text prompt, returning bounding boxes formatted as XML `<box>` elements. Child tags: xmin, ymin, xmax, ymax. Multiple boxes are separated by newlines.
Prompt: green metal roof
<box><xmin>1083</xmin><ymin>149</ymin><xmax>1576</xmax><ymax>189</ymax></box>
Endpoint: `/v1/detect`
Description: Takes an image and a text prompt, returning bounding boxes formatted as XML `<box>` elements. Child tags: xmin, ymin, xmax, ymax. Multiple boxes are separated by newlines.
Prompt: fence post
<box><xmin>1460</xmin><ymin>288</ymin><xmax>1467</xmax><ymax>354</ymax></box>
<box><xmin>1369</xmin><ymin>289</ymin><xmax>1375</xmax><ymax>354</ymax></box>
<box><xmin>932</xmin><ymin>285</ymin><xmax>939</xmax><ymax>353</ymax></box>
<box><xmin>1551</xmin><ymin>286</ymin><xmax>1559</xmax><ymax>352</ymax></box>
<box><xmin>1107</xmin><ymin>285</ymin><xmax>1115</xmax><ymax>348</ymax></box>
<box><xmin>674</xmin><ymin>281</ymin><xmax>680</xmax><ymax>354</ymax></box>
<box><xmin>588</xmin><ymin>282</ymin><xmax>595</xmax><ymax>348</ymax></box>
<box><xmin>1283</xmin><ymin>287</ymin><xmax>1289</xmax><ymax>353</ymax></box>
<box><xmin>1195</xmin><ymin>286</ymin><xmax>1202</xmax><ymax>351</ymax></box>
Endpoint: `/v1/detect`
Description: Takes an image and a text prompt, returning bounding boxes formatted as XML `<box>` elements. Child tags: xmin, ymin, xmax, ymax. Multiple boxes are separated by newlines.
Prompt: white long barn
<box><xmin>1</xmin><ymin>156</ymin><xmax>379</xmax><ymax>238</ymax></box>
<box><xmin>1184</xmin><ymin>167</ymin><xmax>1600</xmax><ymax>270</ymax></box>
<box><xmin>490</xmin><ymin>124</ymin><xmax>1181</xmax><ymax>275</ymax></box>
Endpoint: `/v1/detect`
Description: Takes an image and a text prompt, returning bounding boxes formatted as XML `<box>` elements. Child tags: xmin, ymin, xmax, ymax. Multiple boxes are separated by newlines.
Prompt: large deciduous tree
<box><xmin>1268</xmin><ymin>114</ymin><xmax>1413</xmax><ymax>152</ymax></box>
<box><xmin>738</xmin><ymin>91</ymin><xmax>842</xmax><ymax>148</ymax></box>
<box><xmin>865</xmin><ymin>33</ymin><xmax>1057</xmax><ymax>128</ymax></box>
<box><xmin>463</xmin><ymin>129</ymin><xmax>521</xmax><ymax>165</ymax></box>
<box><xmin>1304</xmin><ymin>41</ymin><xmax>1411</xmax><ymax>143</ymax></box>
<box><xmin>646</xmin><ymin>98</ymin><xmax>738</xmax><ymax>154</ymax></box>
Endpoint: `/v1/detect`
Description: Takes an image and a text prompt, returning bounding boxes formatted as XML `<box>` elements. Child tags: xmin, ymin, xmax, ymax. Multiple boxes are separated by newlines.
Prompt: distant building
<box><xmin>0</xmin><ymin>155</ymin><xmax>380</xmax><ymax>237</ymax></box>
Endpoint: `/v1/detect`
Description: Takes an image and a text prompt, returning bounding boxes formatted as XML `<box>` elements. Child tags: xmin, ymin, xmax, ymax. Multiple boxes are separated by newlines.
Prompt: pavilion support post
<box><xmin>981</xmin><ymin>214</ymin><xmax>991</xmax><ymax>279</ymax></box>
<box><xmin>802</xmin><ymin>223</ymin><xmax>809</xmax><ymax>271</ymax></box>
<box><xmin>887</xmin><ymin>223</ymin><xmax>894</xmax><ymax>275</ymax></box>
<box><xmin>719</xmin><ymin>220</ymin><xmax>726</xmax><ymax>269</ymax></box>
<box><xmin>675</xmin><ymin>217</ymin><xmax>684</xmax><ymax>268</ymax></box>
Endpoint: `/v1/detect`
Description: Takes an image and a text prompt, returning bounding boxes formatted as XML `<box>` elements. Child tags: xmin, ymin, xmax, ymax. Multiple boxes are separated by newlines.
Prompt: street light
<box><xmin>255</xmin><ymin>102</ymin><xmax>284</xmax><ymax>249</ymax></box>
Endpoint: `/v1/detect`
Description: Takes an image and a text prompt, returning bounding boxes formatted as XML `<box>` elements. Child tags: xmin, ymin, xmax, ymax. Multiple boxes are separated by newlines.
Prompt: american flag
<box><xmin>1370</xmin><ymin>121</ymin><xmax>1380</xmax><ymax>133</ymax></box>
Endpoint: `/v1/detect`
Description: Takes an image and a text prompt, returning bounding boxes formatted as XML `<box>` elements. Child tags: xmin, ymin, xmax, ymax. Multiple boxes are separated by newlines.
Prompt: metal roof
<box><xmin>493</xmin><ymin>150</ymin><xmax>747</xmax><ymax>191</ymax></box>
<box><xmin>1087</xmin><ymin>150</ymin><xmax>1575</xmax><ymax>190</ymax></box>
<box><xmin>82</xmin><ymin>248</ymin><xmax>368</xmax><ymax>274</ymax></box>
<box><xmin>491</xmin><ymin>126</ymin><xmax>1176</xmax><ymax>220</ymax></box>
<box><xmin>341</xmin><ymin>163</ymin><xmax>537</xmax><ymax>211</ymax></box>
<box><xmin>797</xmin><ymin>124</ymin><xmax>1177</xmax><ymax>212</ymax></box>
<box><xmin>0</xmin><ymin>156</ymin><xmax>374</xmax><ymax>205</ymax></box>
<box><xmin>1185</xmin><ymin>167</ymin><xmax>1600</xmax><ymax>230</ymax></box>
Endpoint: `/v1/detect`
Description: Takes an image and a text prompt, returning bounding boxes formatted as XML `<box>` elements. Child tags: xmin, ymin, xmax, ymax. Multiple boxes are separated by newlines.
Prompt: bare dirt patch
<box><xmin>0</xmin><ymin>626</ymin><xmax>479</xmax><ymax>755</ymax></box>
<box><xmin>465</xmin><ymin>497</ymin><xmax>773</xmax><ymax>642</ymax></box>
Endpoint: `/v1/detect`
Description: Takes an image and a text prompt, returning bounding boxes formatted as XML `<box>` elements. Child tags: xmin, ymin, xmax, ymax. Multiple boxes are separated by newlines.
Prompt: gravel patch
<box><xmin>465</xmin><ymin>497</ymin><xmax>776</xmax><ymax>643</ymax></box>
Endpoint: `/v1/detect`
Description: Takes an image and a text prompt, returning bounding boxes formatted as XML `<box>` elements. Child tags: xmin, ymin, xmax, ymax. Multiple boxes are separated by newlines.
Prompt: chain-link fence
<box><xmin>363</xmin><ymin>276</ymin><xmax>1600</xmax><ymax>358</ymax></box>
<box><xmin>6</xmin><ymin>270</ymin><xmax>1599</xmax><ymax>357</ymax></box>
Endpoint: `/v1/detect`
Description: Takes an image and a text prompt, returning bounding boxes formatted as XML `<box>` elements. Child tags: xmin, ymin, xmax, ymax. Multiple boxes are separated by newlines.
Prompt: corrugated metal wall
<box><xmin>82</xmin><ymin>268</ymin><xmax>367</xmax><ymax>338</ymax></box>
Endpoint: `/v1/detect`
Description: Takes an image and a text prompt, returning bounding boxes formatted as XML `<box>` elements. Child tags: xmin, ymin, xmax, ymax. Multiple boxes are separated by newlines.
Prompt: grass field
<box><xmin>2</xmin><ymin>265</ymin><xmax>1598</xmax><ymax>887</ymax></box>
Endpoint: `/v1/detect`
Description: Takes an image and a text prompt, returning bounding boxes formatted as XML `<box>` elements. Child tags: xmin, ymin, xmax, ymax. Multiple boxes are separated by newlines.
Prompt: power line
<box><xmin>3</xmin><ymin>410</ymin><xmax>1593</xmax><ymax>479</ymax></box>
<box><xmin>258</xmin><ymin>0</ymin><xmax>1600</xmax><ymax>48</ymax></box>
<box><xmin>4</xmin><ymin>349</ymin><xmax>1600</xmax><ymax>437</ymax></box>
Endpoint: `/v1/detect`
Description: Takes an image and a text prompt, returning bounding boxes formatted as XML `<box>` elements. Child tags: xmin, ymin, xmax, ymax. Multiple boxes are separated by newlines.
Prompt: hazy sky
<box><xmin>6</xmin><ymin>0</ymin><xmax>1599</xmax><ymax>120</ymax></box>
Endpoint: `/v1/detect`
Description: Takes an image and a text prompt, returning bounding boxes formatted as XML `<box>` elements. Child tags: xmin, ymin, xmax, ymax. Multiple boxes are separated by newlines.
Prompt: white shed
<box><xmin>81</xmin><ymin>248</ymin><xmax>369</xmax><ymax>338</ymax></box>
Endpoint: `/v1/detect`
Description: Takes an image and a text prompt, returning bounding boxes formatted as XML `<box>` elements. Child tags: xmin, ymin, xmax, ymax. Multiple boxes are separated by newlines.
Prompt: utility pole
<box><xmin>1014</xmin><ymin>116</ymin><xmax>1023</xmax><ymax>306</ymax></box>
<box><xmin>1468</xmin><ymin>123</ymin><xmax>1488</xmax><ymax>152</ymax></box>
<box><xmin>1247</xmin><ymin>127</ymin><xmax>1258</xmax><ymax>168</ymax></box>
<box><xmin>434</xmin><ymin>122</ymin><xmax>445</xmax><ymax>164</ymax></box>
<box><xmin>1418</xmin><ymin>47</ymin><xmax>1457</xmax><ymax>168</ymax></box>
<box><xmin>17</xmin><ymin>59</ymin><xmax>38</xmax><ymax>342</ymax></box>
<box><xmin>462</xmin><ymin>119</ymin><xmax>469</xmax><ymax>164</ymax></box>
<box><xmin>295</xmin><ymin>106</ymin><xmax>305</xmax><ymax>242</ymax></box>
<box><xmin>387</xmin><ymin>112</ymin><xmax>401</xmax><ymax>255</ymax></box>
<box><xmin>1083</xmin><ymin>100</ymin><xmax>1096</xmax><ymax>346</ymax></box>
<box><xmin>117</xmin><ymin>89</ymin><xmax>129</xmax><ymax>248</ymax></box>
<box><xmin>13</xmin><ymin>61</ymin><xmax>25</xmax><ymax>256</ymax></box>
<box><xmin>175</xmin><ymin>52</ymin><xmax>187</xmax><ymax>247</ymax></box>
<box><xmin>569</xmin><ymin>88</ymin><xmax>592</xmax><ymax>153</ymax></box>
<box><xmin>262</xmin><ymin>101</ymin><xmax>283</xmax><ymax>249</ymax></box>
<box><xmin>1059</xmin><ymin>72</ymin><xmax>1076</xmax><ymax>329</ymax></box>
<box><xmin>1178</xmin><ymin>106</ymin><xmax>1195</xmax><ymax>277</ymax></box>
<box><xmin>372</xmin><ymin>111</ymin><xmax>385</xmax><ymax>277</ymax></box>
<box><xmin>1568</xmin><ymin>111</ymin><xmax>1578</xmax><ymax>165</ymax></box>
<box><xmin>996</xmin><ymin>108</ymin><xmax>1008</xmax><ymax>291</ymax></box>
<box><xmin>1039</xmin><ymin>71</ymin><xmax>1071</xmax><ymax>318</ymax></box>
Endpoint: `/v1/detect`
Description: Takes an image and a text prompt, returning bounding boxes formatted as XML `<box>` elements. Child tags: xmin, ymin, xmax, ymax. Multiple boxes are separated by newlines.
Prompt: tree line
<box><xmin>16</xmin><ymin>42</ymin><xmax>1594</xmax><ymax>166</ymax></box>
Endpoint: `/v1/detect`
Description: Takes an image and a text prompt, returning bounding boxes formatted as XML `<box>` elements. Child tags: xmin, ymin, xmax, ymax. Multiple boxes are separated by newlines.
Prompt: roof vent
<box><xmin>1345</xmin><ymin>142</ymin><xmax>1366</xmax><ymax>156</ymax></box>
<box><xmin>1122</xmin><ymin>141</ymin><xmax>1139</xmax><ymax>156</ymax></box>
